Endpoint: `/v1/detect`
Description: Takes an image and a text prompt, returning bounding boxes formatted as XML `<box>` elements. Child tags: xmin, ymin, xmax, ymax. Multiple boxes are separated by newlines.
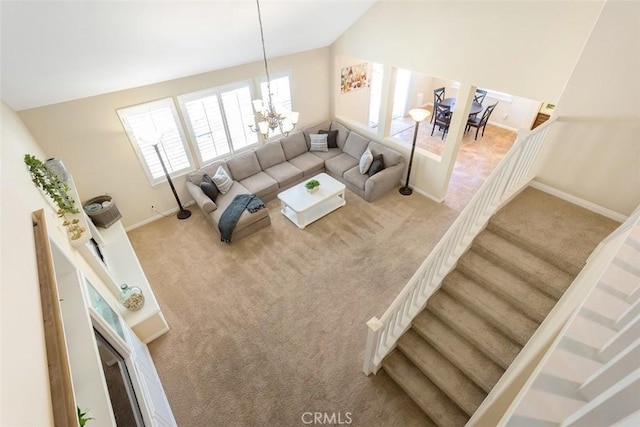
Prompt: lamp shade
<box><xmin>288</xmin><ymin>111</ymin><xmax>300</xmax><ymax>124</ymax></box>
<box><xmin>252</xmin><ymin>99</ymin><xmax>264</xmax><ymax>112</ymax></box>
<box><xmin>408</xmin><ymin>108</ymin><xmax>430</xmax><ymax>122</ymax></box>
<box><xmin>258</xmin><ymin>121</ymin><xmax>269</xmax><ymax>136</ymax></box>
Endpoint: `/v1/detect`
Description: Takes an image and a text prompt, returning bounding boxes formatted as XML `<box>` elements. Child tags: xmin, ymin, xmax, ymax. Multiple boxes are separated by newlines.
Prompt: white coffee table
<box><xmin>277</xmin><ymin>173</ymin><xmax>346</xmax><ymax>229</ymax></box>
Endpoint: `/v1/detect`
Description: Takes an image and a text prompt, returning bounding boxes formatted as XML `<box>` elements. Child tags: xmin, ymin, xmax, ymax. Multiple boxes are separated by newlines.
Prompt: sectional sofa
<box><xmin>186</xmin><ymin>120</ymin><xmax>405</xmax><ymax>241</ymax></box>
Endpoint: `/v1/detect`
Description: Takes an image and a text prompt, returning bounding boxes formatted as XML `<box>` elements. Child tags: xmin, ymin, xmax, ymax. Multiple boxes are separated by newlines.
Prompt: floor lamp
<box><xmin>399</xmin><ymin>108</ymin><xmax>431</xmax><ymax>196</ymax></box>
<box><xmin>153</xmin><ymin>143</ymin><xmax>191</xmax><ymax>220</ymax></box>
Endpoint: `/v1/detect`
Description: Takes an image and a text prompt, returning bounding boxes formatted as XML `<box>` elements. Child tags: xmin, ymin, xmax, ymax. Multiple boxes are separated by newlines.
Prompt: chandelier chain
<box><xmin>256</xmin><ymin>0</ymin><xmax>273</xmax><ymax>108</ymax></box>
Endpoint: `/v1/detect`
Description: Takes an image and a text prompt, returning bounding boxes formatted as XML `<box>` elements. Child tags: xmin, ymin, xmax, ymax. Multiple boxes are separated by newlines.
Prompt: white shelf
<box><xmin>96</xmin><ymin>220</ymin><xmax>169</xmax><ymax>342</ymax></box>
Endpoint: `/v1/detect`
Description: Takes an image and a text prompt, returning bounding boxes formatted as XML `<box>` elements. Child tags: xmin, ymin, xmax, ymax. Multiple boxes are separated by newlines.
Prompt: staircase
<box><xmin>381</xmin><ymin>187</ymin><xmax>619</xmax><ymax>426</ymax></box>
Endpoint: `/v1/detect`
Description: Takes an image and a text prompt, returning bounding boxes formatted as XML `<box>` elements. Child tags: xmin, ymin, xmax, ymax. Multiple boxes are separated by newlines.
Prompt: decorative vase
<box><xmin>120</xmin><ymin>284</ymin><xmax>144</xmax><ymax>311</ymax></box>
<box><xmin>45</xmin><ymin>158</ymin><xmax>69</xmax><ymax>182</ymax></box>
<box><xmin>307</xmin><ymin>186</ymin><xmax>319</xmax><ymax>194</ymax></box>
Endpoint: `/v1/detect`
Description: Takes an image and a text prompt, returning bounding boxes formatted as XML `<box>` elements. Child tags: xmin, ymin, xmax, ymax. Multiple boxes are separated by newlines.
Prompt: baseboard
<box><xmin>125</xmin><ymin>200</ymin><xmax>196</xmax><ymax>232</ymax></box>
<box><xmin>530</xmin><ymin>181</ymin><xmax>627</xmax><ymax>222</ymax></box>
<box><xmin>487</xmin><ymin>121</ymin><xmax>518</xmax><ymax>132</ymax></box>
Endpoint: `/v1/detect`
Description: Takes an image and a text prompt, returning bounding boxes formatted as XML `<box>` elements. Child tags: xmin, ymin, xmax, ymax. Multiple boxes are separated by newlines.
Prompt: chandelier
<box><xmin>249</xmin><ymin>0</ymin><xmax>299</xmax><ymax>139</ymax></box>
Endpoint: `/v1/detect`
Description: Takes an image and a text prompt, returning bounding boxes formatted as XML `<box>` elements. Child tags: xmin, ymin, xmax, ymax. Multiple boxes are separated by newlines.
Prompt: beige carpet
<box><xmin>127</xmin><ymin>188</ymin><xmax>458</xmax><ymax>426</ymax></box>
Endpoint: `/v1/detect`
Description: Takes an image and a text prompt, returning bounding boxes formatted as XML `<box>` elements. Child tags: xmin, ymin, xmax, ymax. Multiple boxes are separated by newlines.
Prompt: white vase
<box><xmin>307</xmin><ymin>186</ymin><xmax>319</xmax><ymax>194</ymax></box>
<box><xmin>45</xmin><ymin>158</ymin><xmax>69</xmax><ymax>182</ymax></box>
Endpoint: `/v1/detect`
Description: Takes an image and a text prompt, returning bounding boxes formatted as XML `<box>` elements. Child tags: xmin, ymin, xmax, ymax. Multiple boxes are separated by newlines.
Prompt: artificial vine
<box><xmin>24</xmin><ymin>154</ymin><xmax>85</xmax><ymax>240</ymax></box>
<box><xmin>24</xmin><ymin>154</ymin><xmax>79</xmax><ymax>214</ymax></box>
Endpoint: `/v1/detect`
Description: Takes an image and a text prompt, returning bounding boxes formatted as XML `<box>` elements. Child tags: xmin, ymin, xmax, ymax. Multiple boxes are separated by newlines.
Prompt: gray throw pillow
<box><xmin>318</xmin><ymin>129</ymin><xmax>338</xmax><ymax>148</ymax></box>
<box><xmin>200</xmin><ymin>174</ymin><xmax>219</xmax><ymax>202</ymax></box>
<box><xmin>367</xmin><ymin>154</ymin><xmax>385</xmax><ymax>177</ymax></box>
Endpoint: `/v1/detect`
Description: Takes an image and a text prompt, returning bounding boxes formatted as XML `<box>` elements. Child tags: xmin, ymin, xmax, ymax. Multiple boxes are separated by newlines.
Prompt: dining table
<box><xmin>441</xmin><ymin>97</ymin><xmax>483</xmax><ymax>116</ymax></box>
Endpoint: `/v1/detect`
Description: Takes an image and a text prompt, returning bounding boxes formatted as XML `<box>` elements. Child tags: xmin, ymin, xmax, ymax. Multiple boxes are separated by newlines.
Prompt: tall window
<box><xmin>179</xmin><ymin>82</ymin><xmax>258</xmax><ymax>164</ymax></box>
<box><xmin>259</xmin><ymin>74</ymin><xmax>293</xmax><ymax>138</ymax></box>
<box><xmin>117</xmin><ymin>98</ymin><xmax>194</xmax><ymax>185</ymax></box>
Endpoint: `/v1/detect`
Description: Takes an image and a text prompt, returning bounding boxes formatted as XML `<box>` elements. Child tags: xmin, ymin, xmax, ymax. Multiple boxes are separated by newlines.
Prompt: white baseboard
<box><xmin>530</xmin><ymin>181</ymin><xmax>627</xmax><ymax>223</ymax></box>
<box><xmin>487</xmin><ymin>120</ymin><xmax>518</xmax><ymax>132</ymax></box>
<box><xmin>125</xmin><ymin>200</ymin><xmax>196</xmax><ymax>232</ymax></box>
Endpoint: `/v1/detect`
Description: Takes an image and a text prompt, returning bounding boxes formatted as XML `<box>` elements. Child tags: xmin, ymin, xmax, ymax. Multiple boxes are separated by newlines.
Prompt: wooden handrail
<box><xmin>32</xmin><ymin>209</ymin><xmax>77</xmax><ymax>426</ymax></box>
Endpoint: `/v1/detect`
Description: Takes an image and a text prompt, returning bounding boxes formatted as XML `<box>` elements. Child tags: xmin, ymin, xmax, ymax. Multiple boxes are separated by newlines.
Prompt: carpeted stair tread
<box><xmin>382</xmin><ymin>350</ymin><xmax>469</xmax><ymax>427</ymax></box>
<box><xmin>427</xmin><ymin>291</ymin><xmax>521</xmax><ymax>369</ymax></box>
<box><xmin>413</xmin><ymin>311</ymin><xmax>504</xmax><ymax>393</ymax></box>
<box><xmin>443</xmin><ymin>271</ymin><xmax>539</xmax><ymax>346</ymax></box>
<box><xmin>398</xmin><ymin>329</ymin><xmax>487</xmax><ymax>416</ymax></box>
<box><xmin>457</xmin><ymin>250</ymin><xmax>556</xmax><ymax>322</ymax></box>
<box><xmin>487</xmin><ymin>187</ymin><xmax>619</xmax><ymax>276</ymax></box>
<box><xmin>473</xmin><ymin>229</ymin><xmax>574</xmax><ymax>299</ymax></box>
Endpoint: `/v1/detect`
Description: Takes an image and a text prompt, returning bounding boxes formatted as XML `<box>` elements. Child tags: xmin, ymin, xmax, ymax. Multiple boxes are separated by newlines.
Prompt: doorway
<box><xmin>94</xmin><ymin>330</ymin><xmax>145</xmax><ymax>426</ymax></box>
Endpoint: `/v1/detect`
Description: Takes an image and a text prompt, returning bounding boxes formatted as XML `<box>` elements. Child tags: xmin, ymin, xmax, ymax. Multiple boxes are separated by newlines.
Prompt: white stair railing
<box><xmin>497</xmin><ymin>209</ymin><xmax>640</xmax><ymax>426</ymax></box>
<box><xmin>363</xmin><ymin>118</ymin><xmax>556</xmax><ymax>375</ymax></box>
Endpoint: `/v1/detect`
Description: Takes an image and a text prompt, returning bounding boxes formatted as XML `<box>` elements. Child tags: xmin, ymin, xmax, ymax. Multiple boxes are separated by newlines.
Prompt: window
<box><xmin>179</xmin><ymin>82</ymin><xmax>258</xmax><ymax>164</ymax></box>
<box><xmin>117</xmin><ymin>98</ymin><xmax>194</xmax><ymax>185</ymax></box>
<box><xmin>259</xmin><ymin>74</ymin><xmax>293</xmax><ymax>138</ymax></box>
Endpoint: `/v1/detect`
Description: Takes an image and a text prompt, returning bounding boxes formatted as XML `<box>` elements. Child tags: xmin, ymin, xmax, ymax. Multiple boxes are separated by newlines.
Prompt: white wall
<box><xmin>18</xmin><ymin>48</ymin><xmax>332</xmax><ymax>228</ymax></box>
<box><xmin>1</xmin><ymin>101</ymin><xmax>55</xmax><ymax>426</ymax></box>
<box><xmin>1</xmin><ymin>101</ymin><xmax>130</xmax><ymax>425</ymax></box>
<box><xmin>536</xmin><ymin>0</ymin><xmax>640</xmax><ymax>216</ymax></box>
<box><xmin>331</xmin><ymin>1</ymin><xmax>604</xmax><ymax>201</ymax></box>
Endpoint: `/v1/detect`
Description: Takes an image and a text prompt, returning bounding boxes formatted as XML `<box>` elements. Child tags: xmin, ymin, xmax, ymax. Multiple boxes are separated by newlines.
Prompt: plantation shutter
<box><xmin>220</xmin><ymin>85</ymin><xmax>257</xmax><ymax>151</ymax></box>
<box><xmin>117</xmin><ymin>98</ymin><xmax>193</xmax><ymax>185</ymax></box>
<box><xmin>182</xmin><ymin>93</ymin><xmax>231</xmax><ymax>163</ymax></box>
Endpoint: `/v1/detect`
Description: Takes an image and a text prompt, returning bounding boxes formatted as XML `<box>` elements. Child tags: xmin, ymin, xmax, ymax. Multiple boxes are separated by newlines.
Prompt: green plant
<box><xmin>305</xmin><ymin>179</ymin><xmax>320</xmax><ymax>190</ymax></box>
<box><xmin>77</xmin><ymin>407</ymin><xmax>94</xmax><ymax>426</ymax></box>
<box><xmin>24</xmin><ymin>154</ymin><xmax>78</xmax><ymax>214</ymax></box>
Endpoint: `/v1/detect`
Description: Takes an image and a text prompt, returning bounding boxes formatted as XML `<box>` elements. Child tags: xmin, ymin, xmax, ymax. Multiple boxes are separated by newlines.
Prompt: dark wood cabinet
<box><xmin>531</xmin><ymin>112</ymin><xmax>550</xmax><ymax>129</ymax></box>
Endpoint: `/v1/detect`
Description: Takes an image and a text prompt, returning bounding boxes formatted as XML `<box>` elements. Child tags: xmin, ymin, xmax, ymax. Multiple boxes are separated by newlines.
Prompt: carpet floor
<box><xmin>127</xmin><ymin>188</ymin><xmax>459</xmax><ymax>426</ymax></box>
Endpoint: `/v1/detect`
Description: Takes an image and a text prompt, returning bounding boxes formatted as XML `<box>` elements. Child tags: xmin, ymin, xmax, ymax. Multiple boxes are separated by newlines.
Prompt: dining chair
<box><xmin>474</xmin><ymin>89</ymin><xmax>488</xmax><ymax>104</ymax></box>
<box><xmin>431</xmin><ymin>102</ymin><xmax>451</xmax><ymax>140</ymax></box>
<box><xmin>431</xmin><ymin>87</ymin><xmax>445</xmax><ymax>123</ymax></box>
<box><xmin>466</xmin><ymin>102</ymin><xmax>498</xmax><ymax>140</ymax></box>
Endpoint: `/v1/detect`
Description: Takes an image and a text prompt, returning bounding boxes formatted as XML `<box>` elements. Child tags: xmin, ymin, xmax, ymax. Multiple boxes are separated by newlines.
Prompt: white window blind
<box><xmin>179</xmin><ymin>82</ymin><xmax>257</xmax><ymax>162</ymax></box>
<box><xmin>117</xmin><ymin>98</ymin><xmax>194</xmax><ymax>185</ymax></box>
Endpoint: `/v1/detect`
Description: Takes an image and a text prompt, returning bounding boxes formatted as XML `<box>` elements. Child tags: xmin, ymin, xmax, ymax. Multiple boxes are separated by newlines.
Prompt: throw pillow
<box><xmin>200</xmin><ymin>174</ymin><xmax>219</xmax><ymax>202</ymax></box>
<box><xmin>367</xmin><ymin>154</ymin><xmax>386</xmax><ymax>177</ymax></box>
<box><xmin>309</xmin><ymin>133</ymin><xmax>329</xmax><ymax>152</ymax></box>
<box><xmin>211</xmin><ymin>166</ymin><xmax>233</xmax><ymax>194</ymax></box>
<box><xmin>359</xmin><ymin>148</ymin><xmax>374</xmax><ymax>174</ymax></box>
<box><xmin>318</xmin><ymin>129</ymin><xmax>338</xmax><ymax>148</ymax></box>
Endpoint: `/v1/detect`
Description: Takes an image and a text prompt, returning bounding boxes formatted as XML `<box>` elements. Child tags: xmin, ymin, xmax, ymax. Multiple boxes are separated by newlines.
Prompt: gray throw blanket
<box><xmin>218</xmin><ymin>194</ymin><xmax>265</xmax><ymax>243</ymax></box>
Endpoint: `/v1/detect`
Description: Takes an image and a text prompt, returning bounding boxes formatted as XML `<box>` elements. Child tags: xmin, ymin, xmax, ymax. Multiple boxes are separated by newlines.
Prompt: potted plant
<box><xmin>77</xmin><ymin>407</ymin><xmax>94</xmax><ymax>426</ymax></box>
<box><xmin>305</xmin><ymin>179</ymin><xmax>320</xmax><ymax>193</ymax></box>
<box><xmin>24</xmin><ymin>154</ymin><xmax>85</xmax><ymax>240</ymax></box>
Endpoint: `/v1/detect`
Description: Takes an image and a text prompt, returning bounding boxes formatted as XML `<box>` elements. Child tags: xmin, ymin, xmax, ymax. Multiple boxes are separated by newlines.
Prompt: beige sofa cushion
<box><xmin>369</xmin><ymin>141</ymin><xmax>403</xmax><ymax>167</ymax></box>
<box><xmin>264</xmin><ymin>162</ymin><xmax>303</xmax><ymax>187</ymax></box>
<box><xmin>330</xmin><ymin>122</ymin><xmax>350</xmax><ymax>150</ymax></box>
<box><xmin>238</xmin><ymin>171</ymin><xmax>278</xmax><ymax>198</ymax></box>
<box><xmin>287</xmin><ymin>152</ymin><xmax>324</xmax><ymax>177</ymax></box>
<box><xmin>325</xmin><ymin>153</ymin><xmax>359</xmax><ymax>178</ymax></box>
<box><xmin>255</xmin><ymin>141</ymin><xmax>286</xmax><ymax>170</ymax></box>
<box><xmin>343</xmin><ymin>132</ymin><xmax>370</xmax><ymax>159</ymax></box>
<box><xmin>280</xmin><ymin>132</ymin><xmax>308</xmax><ymax>160</ymax></box>
<box><xmin>211</xmin><ymin>182</ymin><xmax>269</xmax><ymax>232</ymax></box>
<box><xmin>226</xmin><ymin>151</ymin><xmax>261</xmax><ymax>181</ymax></box>
<box><xmin>187</xmin><ymin>160</ymin><xmax>229</xmax><ymax>185</ymax></box>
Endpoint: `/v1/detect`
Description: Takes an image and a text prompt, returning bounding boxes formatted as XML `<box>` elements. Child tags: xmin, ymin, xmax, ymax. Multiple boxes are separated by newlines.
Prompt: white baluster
<box><xmin>598</xmin><ymin>313</ymin><xmax>640</xmax><ymax>362</ymax></box>
<box><xmin>579</xmin><ymin>340</ymin><xmax>640</xmax><ymax>400</ymax></box>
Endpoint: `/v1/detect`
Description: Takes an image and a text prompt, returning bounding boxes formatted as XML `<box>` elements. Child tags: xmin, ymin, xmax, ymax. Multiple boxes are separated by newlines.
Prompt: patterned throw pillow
<box><xmin>359</xmin><ymin>148</ymin><xmax>374</xmax><ymax>174</ymax></box>
<box><xmin>309</xmin><ymin>133</ymin><xmax>328</xmax><ymax>152</ymax></box>
<box><xmin>367</xmin><ymin>154</ymin><xmax>386</xmax><ymax>177</ymax></box>
<box><xmin>211</xmin><ymin>166</ymin><xmax>233</xmax><ymax>194</ymax></box>
<box><xmin>318</xmin><ymin>129</ymin><xmax>339</xmax><ymax>148</ymax></box>
<box><xmin>200</xmin><ymin>174</ymin><xmax>219</xmax><ymax>202</ymax></box>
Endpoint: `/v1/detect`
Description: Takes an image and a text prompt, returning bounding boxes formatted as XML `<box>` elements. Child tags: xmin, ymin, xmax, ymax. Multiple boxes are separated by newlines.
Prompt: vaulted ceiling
<box><xmin>0</xmin><ymin>1</ymin><xmax>376</xmax><ymax>111</ymax></box>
